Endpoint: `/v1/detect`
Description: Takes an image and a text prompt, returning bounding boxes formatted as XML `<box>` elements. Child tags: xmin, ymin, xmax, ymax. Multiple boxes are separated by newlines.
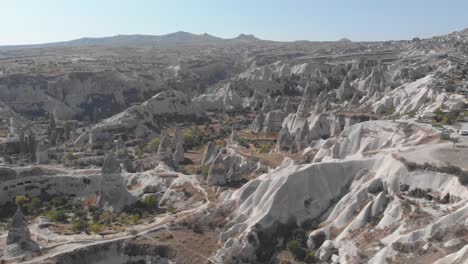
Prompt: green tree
<box><xmin>47</xmin><ymin>209</ymin><xmax>67</xmax><ymax>223</ymax></box>
<box><xmin>143</xmin><ymin>196</ymin><xmax>158</xmax><ymax>210</ymax></box>
<box><xmin>146</xmin><ymin>137</ymin><xmax>160</xmax><ymax>152</ymax></box>
<box><xmin>131</xmin><ymin>214</ymin><xmax>141</xmax><ymax>224</ymax></box>
<box><xmin>72</xmin><ymin>218</ymin><xmax>89</xmax><ymax>233</ymax></box>
<box><xmin>15</xmin><ymin>196</ymin><xmax>28</xmax><ymax>209</ymax></box>
<box><xmin>90</xmin><ymin>223</ymin><xmax>102</xmax><ymax>233</ymax></box>
<box><xmin>28</xmin><ymin>197</ymin><xmax>42</xmax><ymax>214</ymax></box>
<box><xmin>450</xmin><ymin>137</ymin><xmax>460</xmax><ymax>151</ymax></box>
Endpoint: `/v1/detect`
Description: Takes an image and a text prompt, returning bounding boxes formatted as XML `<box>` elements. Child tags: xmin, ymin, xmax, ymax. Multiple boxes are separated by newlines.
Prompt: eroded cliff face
<box><xmin>53</xmin><ymin>240</ymin><xmax>175</xmax><ymax>264</ymax></box>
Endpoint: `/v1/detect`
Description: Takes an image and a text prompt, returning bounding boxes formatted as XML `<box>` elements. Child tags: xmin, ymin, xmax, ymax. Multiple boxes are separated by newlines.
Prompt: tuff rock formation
<box><xmin>201</xmin><ymin>141</ymin><xmax>219</xmax><ymax>165</ymax></box>
<box><xmin>263</xmin><ymin>110</ymin><xmax>286</xmax><ymax>133</ymax></box>
<box><xmin>97</xmin><ymin>152</ymin><xmax>135</xmax><ymax>211</ymax></box>
<box><xmin>336</xmin><ymin>75</ymin><xmax>354</xmax><ymax>101</ymax></box>
<box><xmin>5</xmin><ymin>208</ymin><xmax>40</xmax><ymax>258</ymax></box>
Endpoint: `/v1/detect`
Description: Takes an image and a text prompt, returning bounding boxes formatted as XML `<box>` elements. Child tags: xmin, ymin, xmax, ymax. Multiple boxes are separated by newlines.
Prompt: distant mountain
<box><xmin>1</xmin><ymin>32</ymin><xmax>263</xmax><ymax>48</ymax></box>
<box><xmin>337</xmin><ymin>38</ymin><xmax>352</xmax><ymax>43</ymax></box>
<box><xmin>232</xmin><ymin>34</ymin><xmax>260</xmax><ymax>42</ymax></box>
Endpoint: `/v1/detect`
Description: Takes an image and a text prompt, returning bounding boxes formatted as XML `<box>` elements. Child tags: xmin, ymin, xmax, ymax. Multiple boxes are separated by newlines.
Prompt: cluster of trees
<box><xmin>433</xmin><ymin>108</ymin><xmax>461</xmax><ymax>125</ymax></box>
<box><xmin>13</xmin><ymin>194</ymin><xmax>161</xmax><ymax>234</ymax></box>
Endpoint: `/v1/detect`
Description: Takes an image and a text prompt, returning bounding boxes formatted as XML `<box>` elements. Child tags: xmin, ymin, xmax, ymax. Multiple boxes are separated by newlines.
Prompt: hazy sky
<box><xmin>2</xmin><ymin>0</ymin><xmax>467</xmax><ymax>45</ymax></box>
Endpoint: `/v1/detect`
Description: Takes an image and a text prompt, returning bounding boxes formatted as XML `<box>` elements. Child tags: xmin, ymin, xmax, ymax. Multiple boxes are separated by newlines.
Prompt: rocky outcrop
<box><xmin>172</xmin><ymin>127</ymin><xmax>184</xmax><ymax>165</ymax></box>
<box><xmin>206</xmin><ymin>152</ymin><xmax>254</xmax><ymax>186</ymax></box>
<box><xmin>296</xmin><ymin>83</ymin><xmax>315</xmax><ymax>118</ymax></box>
<box><xmin>263</xmin><ymin>110</ymin><xmax>286</xmax><ymax>133</ymax></box>
<box><xmin>156</xmin><ymin>132</ymin><xmax>173</xmax><ymax>162</ymax></box>
<box><xmin>5</xmin><ymin>208</ymin><xmax>40</xmax><ymax>258</ymax></box>
<box><xmin>250</xmin><ymin>111</ymin><xmax>264</xmax><ymax>133</ymax></box>
<box><xmin>193</xmin><ymin>83</ymin><xmax>242</xmax><ymax>111</ymax></box>
<box><xmin>35</xmin><ymin>142</ymin><xmax>49</xmax><ymax>164</ymax></box>
<box><xmin>261</xmin><ymin>95</ymin><xmax>275</xmax><ymax>113</ymax></box>
<box><xmin>201</xmin><ymin>141</ymin><xmax>219</xmax><ymax>165</ymax></box>
<box><xmin>75</xmin><ymin>90</ymin><xmax>205</xmax><ymax>145</ymax></box>
<box><xmin>336</xmin><ymin>75</ymin><xmax>354</xmax><ymax>101</ymax></box>
<box><xmin>173</xmin><ymin>141</ymin><xmax>184</xmax><ymax>165</ymax></box>
<box><xmin>276</xmin><ymin>126</ymin><xmax>293</xmax><ymax>152</ymax></box>
<box><xmin>294</xmin><ymin>119</ymin><xmax>310</xmax><ymax>152</ymax></box>
<box><xmin>230</xmin><ymin>127</ymin><xmax>240</xmax><ymax>143</ymax></box>
<box><xmin>98</xmin><ymin>152</ymin><xmax>135</xmax><ymax>211</ymax></box>
<box><xmin>365</xmin><ymin>67</ymin><xmax>386</xmax><ymax>97</ymax></box>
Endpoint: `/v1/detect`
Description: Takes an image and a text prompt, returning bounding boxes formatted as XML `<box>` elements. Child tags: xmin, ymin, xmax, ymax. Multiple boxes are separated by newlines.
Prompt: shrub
<box><xmin>238</xmin><ymin>138</ymin><xmax>250</xmax><ymax>148</ymax></box>
<box><xmin>90</xmin><ymin>223</ymin><xmax>102</xmax><ymax>233</ymax></box>
<box><xmin>28</xmin><ymin>197</ymin><xmax>42</xmax><ymax>214</ymax></box>
<box><xmin>215</xmin><ymin>139</ymin><xmax>227</xmax><ymax>148</ymax></box>
<box><xmin>287</xmin><ymin>240</ymin><xmax>306</xmax><ymax>261</ymax></box>
<box><xmin>131</xmin><ymin>214</ymin><xmax>141</xmax><ymax>224</ymax></box>
<box><xmin>183</xmin><ymin>128</ymin><xmax>204</xmax><ymax>149</ymax></box>
<box><xmin>15</xmin><ymin>196</ymin><xmax>28</xmax><ymax>208</ymax></box>
<box><xmin>143</xmin><ymin>196</ymin><xmax>158</xmax><ymax>211</ymax></box>
<box><xmin>258</xmin><ymin>143</ymin><xmax>273</xmax><ymax>153</ymax></box>
<box><xmin>440</xmin><ymin>131</ymin><xmax>451</xmax><ymax>140</ymax></box>
<box><xmin>72</xmin><ymin>218</ymin><xmax>89</xmax><ymax>232</ymax></box>
<box><xmin>134</xmin><ymin>147</ymin><xmax>143</xmax><ymax>158</ymax></box>
<box><xmin>146</xmin><ymin>138</ymin><xmax>160</xmax><ymax>152</ymax></box>
<box><xmin>47</xmin><ymin>209</ymin><xmax>67</xmax><ymax>223</ymax></box>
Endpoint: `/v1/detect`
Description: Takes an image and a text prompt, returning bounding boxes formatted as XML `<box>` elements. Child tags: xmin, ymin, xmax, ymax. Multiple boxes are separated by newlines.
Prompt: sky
<box><xmin>2</xmin><ymin>0</ymin><xmax>468</xmax><ymax>45</ymax></box>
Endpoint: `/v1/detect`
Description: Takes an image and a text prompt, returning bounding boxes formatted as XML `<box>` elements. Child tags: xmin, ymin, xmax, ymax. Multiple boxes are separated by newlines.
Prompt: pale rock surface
<box><xmin>250</xmin><ymin>111</ymin><xmax>264</xmax><ymax>133</ymax></box>
<box><xmin>201</xmin><ymin>141</ymin><xmax>219</xmax><ymax>165</ymax></box>
<box><xmin>193</xmin><ymin>83</ymin><xmax>242</xmax><ymax>111</ymax></box>
<box><xmin>97</xmin><ymin>152</ymin><xmax>135</xmax><ymax>211</ymax></box>
<box><xmin>263</xmin><ymin>110</ymin><xmax>286</xmax><ymax>133</ymax></box>
<box><xmin>336</xmin><ymin>75</ymin><xmax>354</xmax><ymax>101</ymax></box>
<box><xmin>5</xmin><ymin>208</ymin><xmax>40</xmax><ymax>258</ymax></box>
<box><xmin>157</xmin><ymin>132</ymin><xmax>173</xmax><ymax>162</ymax></box>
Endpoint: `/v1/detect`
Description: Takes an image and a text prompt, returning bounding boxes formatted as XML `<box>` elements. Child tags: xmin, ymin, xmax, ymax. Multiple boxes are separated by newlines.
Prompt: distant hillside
<box><xmin>1</xmin><ymin>32</ymin><xmax>264</xmax><ymax>48</ymax></box>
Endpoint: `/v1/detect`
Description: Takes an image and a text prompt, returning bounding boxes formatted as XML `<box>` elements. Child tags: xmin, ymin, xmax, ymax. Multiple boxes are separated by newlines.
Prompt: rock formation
<box><xmin>261</xmin><ymin>95</ymin><xmax>275</xmax><ymax>113</ymax></box>
<box><xmin>336</xmin><ymin>75</ymin><xmax>354</xmax><ymax>101</ymax></box>
<box><xmin>173</xmin><ymin>140</ymin><xmax>184</xmax><ymax>165</ymax></box>
<box><xmin>294</xmin><ymin>119</ymin><xmax>310</xmax><ymax>152</ymax></box>
<box><xmin>297</xmin><ymin>84</ymin><xmax>314</xmax><ymax>118</ymax></box>
<box><xmin>230</xmin><ymin>126</ymin><xmax>240</xmax><ymax>143</ymax></box>
<box><xmin>201</xmin><ymin>141</ymin><xmax>219</xmax><ymax>165</ymax></box>
<box><xmin>250</xmin><ymin>111</ymin><xmax>264</xmax><ymax>133</ymax></box>
<box><xmin>156</xmin><ymin>132</ymin><xmax>173</xmax><ymax>162</ymax></box>
<box><xmin>263</xmin><ymin>110</ymin><xmax>286</xmax><ymax>133</ymax></box>
<box><xmin>98</xmin><ymin>152</ymin><xmax>135</xmax><ymax>211</ymax></box>
<box><xmin>5</xmin><ymin>208</ymin><xmax>40</xmax><ymax>258</ymax></box>
<box><xmin>276</xmin><ymin>126</ymin><xmax>293</xmax><ymax>152</ymax></box>
<box><xmin>366</xmin><ymin>67</ymin><xmax>386</xmax><ymax>97</ymax></box>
